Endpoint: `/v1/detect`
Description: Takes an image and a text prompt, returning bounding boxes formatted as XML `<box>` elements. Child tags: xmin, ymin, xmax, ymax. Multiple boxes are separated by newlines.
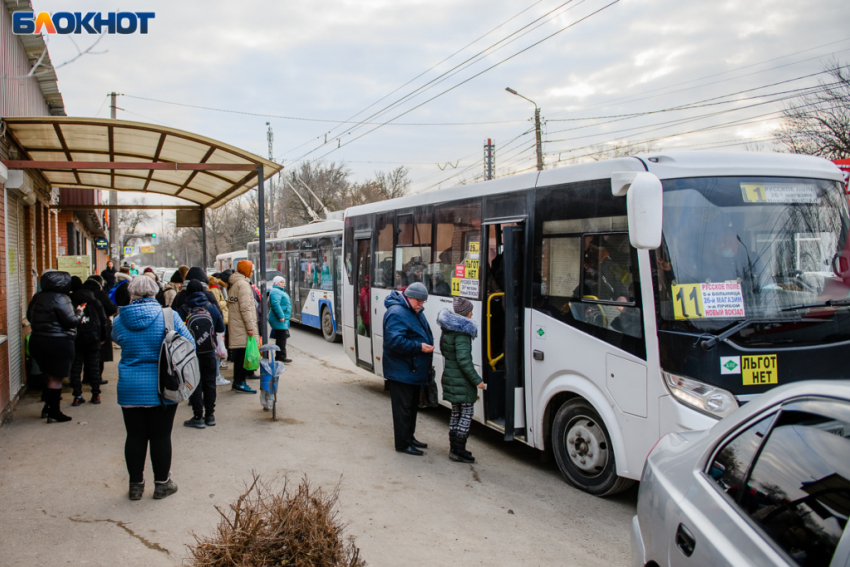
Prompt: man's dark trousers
<box><xmin>190</xmin><ymin>357</ymin><xmax>217</xmax><ymax>417</ymax></box>
<box><xmin>70</xmin><ymin>340</ymin><xmax>101</xmax><ymax>398</ymax></box>
<box><xmin>389</xmin><ymin>380</ymin><xmax>420</xmax><ymax>450</ymax></box>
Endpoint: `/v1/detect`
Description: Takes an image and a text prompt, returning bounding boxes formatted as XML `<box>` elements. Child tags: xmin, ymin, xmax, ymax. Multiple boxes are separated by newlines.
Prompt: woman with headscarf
<box><xmin>27</xmin><ymin>271</ymin><xmax>84</xmax><ymax>423</ymax></box>
<box><xmin>227</xmin><ymin>260</ymin><xmax>259</xmax><ymax>393</ymax></box>
<box><xmin>112</xmin><ymin>275</ymin><xmax>194</xmax><ymax>500</ymax></box>
<box><xmin>100</xmin><ymin>260</ymin><xmax>117</xmax><ymax>292</ymax></box>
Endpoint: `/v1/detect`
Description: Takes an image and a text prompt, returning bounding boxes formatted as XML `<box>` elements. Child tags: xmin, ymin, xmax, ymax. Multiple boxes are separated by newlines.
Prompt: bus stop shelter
<box><xmin>1</xmin><ymin>116</ymin><xmax>282</xmax><ymax>336</ymax></box>
<box><xmin>1</xmin><ymin>116</ymin><xmax>281</xmax><ymax>268</ymax></box>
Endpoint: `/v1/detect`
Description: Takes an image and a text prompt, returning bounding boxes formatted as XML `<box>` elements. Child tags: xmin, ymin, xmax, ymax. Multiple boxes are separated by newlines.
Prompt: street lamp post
<box><xmin>505</xmin><ymin>87</ymin><xmax>543</xmax><ymax>171</ymax></box>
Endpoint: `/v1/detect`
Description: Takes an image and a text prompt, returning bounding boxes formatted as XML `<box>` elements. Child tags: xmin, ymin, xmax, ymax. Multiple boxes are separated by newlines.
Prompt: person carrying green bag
<box><xmin>227</xmin><ymin>260</ymin><xmax>260</xmax><ymax>393</ymax></box>
<box><xmin>243</xmin><ymin>335</ymin><xmax>260</xmax><ymax>371</ymax></box>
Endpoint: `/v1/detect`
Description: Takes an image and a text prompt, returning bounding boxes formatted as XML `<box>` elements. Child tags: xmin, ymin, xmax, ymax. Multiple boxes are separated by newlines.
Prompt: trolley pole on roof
<box><xmin>256</xmin><ymin>165</ymin><xmax>268</xmax><ymax>343</ymax></box>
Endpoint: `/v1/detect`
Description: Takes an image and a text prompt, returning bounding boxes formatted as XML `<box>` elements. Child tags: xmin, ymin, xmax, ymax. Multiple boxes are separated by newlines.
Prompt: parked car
<box><xmin>632</xmin><ymin>380</ymin><xmax>850</xmax><ymax>567</ymax></box>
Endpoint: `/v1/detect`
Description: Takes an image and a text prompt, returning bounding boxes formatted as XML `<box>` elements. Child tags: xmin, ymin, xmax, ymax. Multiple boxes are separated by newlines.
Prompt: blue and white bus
<box><xmin>248</xmin><ymin>220</ymin><xmax>343</xmax><ymax>342</ymax></box>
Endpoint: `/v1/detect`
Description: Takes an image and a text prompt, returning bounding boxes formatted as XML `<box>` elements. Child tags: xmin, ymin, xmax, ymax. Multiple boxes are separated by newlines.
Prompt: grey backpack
<box><xmin>158</xmin><ymin>307</ymin><xmax>200</xmax><ymax>403</ymax></box>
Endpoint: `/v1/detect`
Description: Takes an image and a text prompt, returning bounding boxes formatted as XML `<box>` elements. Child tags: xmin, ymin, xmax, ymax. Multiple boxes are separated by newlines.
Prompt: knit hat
<box><xmin>453</xmin><ymin>297</ymin><xmax>473</xmax><ymax>317</ymax></box>
<box><xmin>237</xmin><ymin>260</ymin><xmax>253</xmax><ymax>277</ymax></box>
<box><xmin>69</xmin><ymin>275</ymin><xmax>83</xmax><ymax>291</ymax></box>
<box><xmin>220</xmin><ymin>269</ymin><xmax>233</xmax><ymax>285</ymax></box>
<box><xmin>185</xmin><ymin>266</ymin><xmax>209</xmax><ymax>284</ymax></box>
<box><xmin>87</xmin><ymin>275</ymin><xmax>104</xmax><ymax>288</ymax></box>
<box><xmin>128</xmin><ymin>274</ymin><xmax>159</xmax><ymax>299</ymax></box>
<box><xmin>170</xmin><ymin>270</ymin><xmax>184</xmax><ymax>284</ymax></box>
<box><xmin>186</xmin><ymin>279</ymin><xmax>205</xmax><ymax>294</ymax></box>
<box><xmin>272</xmin><ymin>276</ymin><xmax>286</xmax><ymax>287</ymax></box>
<box><xmin>143</xmin><ymin>267</ymin><xmax>155</xmax><ymax>274</ymax></box>
<box><xmin>403</xmin><ymin>282</ymin><xmax>428</xmax><ymax>301</ymax></box>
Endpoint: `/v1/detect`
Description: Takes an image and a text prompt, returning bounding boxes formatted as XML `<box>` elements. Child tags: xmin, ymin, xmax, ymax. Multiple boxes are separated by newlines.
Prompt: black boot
<box><xmin>46</xmin><ymin>388</ymin><xmax>72</xmax><ymax>423</ymax></box>
<box><xmin>40</xmin><ymin>390</ymin><xmax>48</xmax><ymax>419</ymax></box>
<box><xmin>449</xmin><ymin>431</ymin><xmax>474</xmax><ymax>463</ymax></box>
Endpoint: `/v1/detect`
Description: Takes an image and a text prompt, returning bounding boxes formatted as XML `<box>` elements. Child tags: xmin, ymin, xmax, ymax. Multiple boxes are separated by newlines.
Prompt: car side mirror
<box><xmin>612</xmin><ymin>171</ymin><xmax>663</xmax><ymax>249</ymax></box>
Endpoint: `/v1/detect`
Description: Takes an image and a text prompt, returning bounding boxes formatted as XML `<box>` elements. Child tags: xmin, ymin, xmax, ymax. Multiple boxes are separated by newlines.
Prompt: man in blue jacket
<box><xmin>382</xmin><ymin>282</ymin><xmax>434</xmax><ymax>456</ymax></box>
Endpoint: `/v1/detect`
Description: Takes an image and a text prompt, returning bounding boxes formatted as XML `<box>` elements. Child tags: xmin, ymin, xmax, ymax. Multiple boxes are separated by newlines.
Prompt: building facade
<box><xmin>0</xmin><ymin>0</ymin><xmax>108</xmax><ymax>424</ymax></box>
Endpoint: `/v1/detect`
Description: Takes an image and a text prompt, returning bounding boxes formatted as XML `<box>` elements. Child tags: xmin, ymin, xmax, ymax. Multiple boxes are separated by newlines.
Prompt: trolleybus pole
<box><xmin>256</xmin><ymin>165</ymin><xmax>268</xmax><ymax>344</ymax></box>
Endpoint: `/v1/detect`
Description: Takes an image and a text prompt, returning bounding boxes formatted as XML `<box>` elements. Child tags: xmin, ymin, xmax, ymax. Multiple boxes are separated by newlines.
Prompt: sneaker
<box><xmin>129</xmin><ymin>481</ymin><xmax>144</xmax><ymax>501</ymax></box>
<box><xmin>231</xmin><ymin>383</ymin><xmax>257</xmax><ymax>394</ymax></box>
<box><xmin>219</xmin><ymin>361</ymin><xmax>228</xmax><ymax>369</ymax></box>
<box><xmin>204</xmin><ymin>414</ymin><xmax>216</xmax><ymax>426</ymax></box>
<box><xmin>72</xmin><ymin>396</ymin><xmax>86</xmax><ymax>407</ymax></box>
<box><xmin>183</xmin><ymin>416</ymin><xmax>206</xmax><ymax>429</ymax></box>
<box><xmin>215</xmin><ymin>375</ymin><xmax>231</xmax><ymax>386</ymax></box>
<box><xmin>153</xmin><ymin>479</ymin><xmax>178</xmax><ymax>500</ymax></box>
<box><xmin>90</xmin><ymin>395</ymin><xmax>101</xmax><ymax>405</ymax></box>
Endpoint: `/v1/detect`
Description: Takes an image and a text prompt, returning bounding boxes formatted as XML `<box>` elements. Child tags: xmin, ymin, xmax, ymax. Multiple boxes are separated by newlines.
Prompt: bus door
<box><xmin>354</xmin><ymin>235</ymin><xmax>374</xmax><ymax>369</ymax></box>
<box><xmin>483</xmin><ymin>222</ymin><xmax>527</xmax><ymax>441</ymax></box>
<box><xmin>287</xmin><ymin>252</ymin><xmax>302</xmax><ymax>321</ymax></box>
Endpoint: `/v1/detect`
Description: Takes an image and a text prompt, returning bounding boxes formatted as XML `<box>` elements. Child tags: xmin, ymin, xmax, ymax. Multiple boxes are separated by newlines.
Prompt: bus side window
<box><xmin>394</xmin><ymin>209</ymin><xmax>432</xmax><ymax>292</ymax></box>
<box><xmin>433</xmin><ymin>201</ymin><xmax>481</xmax><ymax>298</ymax></box>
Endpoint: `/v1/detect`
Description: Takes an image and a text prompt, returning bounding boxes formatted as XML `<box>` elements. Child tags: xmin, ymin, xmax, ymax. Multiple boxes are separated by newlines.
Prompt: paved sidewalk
<box><xmin>0</xmin><ymin>340</ymin><xmax>635</xmax><ymax>566</ymax></box>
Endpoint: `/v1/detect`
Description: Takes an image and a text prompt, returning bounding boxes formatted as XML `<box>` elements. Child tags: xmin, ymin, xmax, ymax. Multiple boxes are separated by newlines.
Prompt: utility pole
<box><xmin>505</xmin><ymin>87</ymin><xmax>544</xmax><ymax>171</ymax></box>
<box><xmin>266</xmin><ymin>123</ymin><xmax>275</xmax><ymax>227</ymax></box>
<box><xmin>534</xmin><ymin>107</ymin><xmax>543</xmax><ymax>171</ymax></box>
<box><xmin>109</xmin><ymin>92</ymin><xmax>118</xmax><ymax>263</ymax></box>
<box><xmin>484</xmin><ymin>138</ymin><xmax>495</xmax><ymax>180</ymax></box>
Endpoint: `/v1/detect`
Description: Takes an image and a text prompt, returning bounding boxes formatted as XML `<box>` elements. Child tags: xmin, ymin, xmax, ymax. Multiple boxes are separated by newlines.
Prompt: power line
<box><xmin>301</xmin><ymin>0</ymin><xmax>622</xmax><ymax>165</ymax></box>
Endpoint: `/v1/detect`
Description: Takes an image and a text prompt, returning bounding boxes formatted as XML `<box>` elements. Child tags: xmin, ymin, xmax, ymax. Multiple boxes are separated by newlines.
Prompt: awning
<box><xmin>1</xmin><ymin>116</ymin><xmax>282</xmax><ymax>208</ymax></box>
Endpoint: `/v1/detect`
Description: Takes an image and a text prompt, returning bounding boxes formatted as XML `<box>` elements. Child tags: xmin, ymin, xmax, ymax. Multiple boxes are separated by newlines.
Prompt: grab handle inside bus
<box><xmin>487</xmin><ymin>292</ymin><xmax>505</xmax><ymax>371</ymax></box>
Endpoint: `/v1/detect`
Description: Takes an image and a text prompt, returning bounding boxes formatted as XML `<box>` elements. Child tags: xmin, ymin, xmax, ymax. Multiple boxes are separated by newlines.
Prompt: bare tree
<box><xmin>372</xmin><ymin>166</ymin><xmax>411</xmax><ymax>200</ymax></box>
<box><xmin>117</xmin><ymin>199</ymin><xmax>154</xmax><ymax>247</ymax></box>
<box><xmin>775</xmin><ymin>61</ymin><xmax>850</xmax><ymax>159</ymax></box>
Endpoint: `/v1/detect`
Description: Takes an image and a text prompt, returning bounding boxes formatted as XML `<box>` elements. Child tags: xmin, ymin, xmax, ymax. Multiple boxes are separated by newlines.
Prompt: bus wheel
<box><xmin>552</xmin><ymin>399</ymin><xmax>634</xmax><ymax>496</ymax></box>
<box><xmin>321</xmin><ymin>307</ymin><xmax>337</xmax><ymax>343</ymax></box>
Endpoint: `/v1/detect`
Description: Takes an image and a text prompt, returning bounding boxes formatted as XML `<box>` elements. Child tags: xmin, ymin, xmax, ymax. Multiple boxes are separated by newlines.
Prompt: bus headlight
<box><xmin>662</xmin><ymin>371</ymin><xmax>738</xmax><ymax>419</ymax></box>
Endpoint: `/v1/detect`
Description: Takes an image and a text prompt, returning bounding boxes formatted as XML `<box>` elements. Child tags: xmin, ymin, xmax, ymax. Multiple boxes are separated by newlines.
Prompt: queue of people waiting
<box><xmin>26</xmin><ymin>259</ymin><xmax>293</xmax><ymax>500</ymax></box>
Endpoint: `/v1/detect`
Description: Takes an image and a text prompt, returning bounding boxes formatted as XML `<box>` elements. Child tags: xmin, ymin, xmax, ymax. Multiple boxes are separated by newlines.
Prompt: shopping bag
<box><xmin>214</xmin><ymin>333</ymin><xmax>227</xmax><ymax>359</ymax></box>
<box><xmin>244</xmin><ymin>336</ymin><xmax>261</xmax><ymax>371</ymax></box>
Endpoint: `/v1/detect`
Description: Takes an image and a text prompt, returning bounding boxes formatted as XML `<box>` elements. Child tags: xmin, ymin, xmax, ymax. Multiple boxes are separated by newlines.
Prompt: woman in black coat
<box><xmin>100</xmin><ymin>261</ymin><xmax>117</xmax><ymax>292</ymax></box>
<box><xmin>27</xmin><ymin>271</ymin><xmax>84</xmax><ymax>423</ymax></box>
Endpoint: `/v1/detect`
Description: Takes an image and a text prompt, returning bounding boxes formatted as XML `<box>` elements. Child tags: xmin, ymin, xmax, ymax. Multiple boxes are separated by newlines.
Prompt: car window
<box><xmin>708</xmin><ymin>413</ymin><xmax>775</xmax><ymax>499</ymax></box>
<box><xmin>740</xmin><ymin>399</ymin><xmax>850</xmax><ymax>567</ymax></box>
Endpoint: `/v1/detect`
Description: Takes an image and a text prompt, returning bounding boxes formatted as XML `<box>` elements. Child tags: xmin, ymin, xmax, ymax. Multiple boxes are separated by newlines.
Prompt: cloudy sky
<box><xmin>35</xmin><ymin>0</ymin><xmax>850</xmax><ymax>199</ymax></box>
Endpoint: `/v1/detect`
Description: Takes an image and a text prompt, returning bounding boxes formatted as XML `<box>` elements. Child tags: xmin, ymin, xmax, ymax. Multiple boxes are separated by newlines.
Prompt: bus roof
<box><xmin>275</xmin><ymin>219</ymin><xmax>343</xmax><ymax>240</ymax></box>
<box><xmin>345</xmin><ymin>152</ymin><xmax>844</xmax><ymax>217</ymax></box>
<box><xmin>215</xmin><ymin>250</ymin><xmax>247</xmax><ymax>260</ymax></box>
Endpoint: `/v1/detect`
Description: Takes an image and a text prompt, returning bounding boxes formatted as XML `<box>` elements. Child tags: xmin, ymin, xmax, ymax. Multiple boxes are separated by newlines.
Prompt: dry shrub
<box><xmin>188</xmin><ymin>472</ymin><xmax>365</xmax><ymax>567</ymax></box>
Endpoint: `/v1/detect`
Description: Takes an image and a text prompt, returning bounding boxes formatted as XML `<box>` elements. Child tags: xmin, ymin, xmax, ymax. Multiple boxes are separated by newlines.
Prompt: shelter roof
<box><xmin>2</xmin><ymin>116</ymin><xmax>282</xmax><ymax>208</ymax></box>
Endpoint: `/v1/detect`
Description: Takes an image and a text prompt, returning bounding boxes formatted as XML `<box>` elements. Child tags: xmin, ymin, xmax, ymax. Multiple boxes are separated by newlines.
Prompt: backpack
<box><xmin>108</xmin><ymin>280</ymin><xmax>127</xmax><ymax>302</ymax></box>
<box><xmin>184</xmin><ymin>304</ymin><xmax>216</xmax><ymax>355</ymax></box>
<box><xmin>155</xmin><ymin>286</ymin><xmax>166</xmax><ymax>307</ymax></box>
<box><xmin>158</xmin><ymin>307</ymin><xmax>200</xmax><ymax>404</ymax></box>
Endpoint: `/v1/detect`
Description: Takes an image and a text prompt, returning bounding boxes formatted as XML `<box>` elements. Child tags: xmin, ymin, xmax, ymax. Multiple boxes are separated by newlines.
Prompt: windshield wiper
<box><xmin>698</xmin><ymin>317</ymin><xmax>808</xmax><ymax>350</ymax></box>
<box><xmin>780</xmin><ymin>298</ymin><xmax>850</xmax><ymax>312</ymax></box>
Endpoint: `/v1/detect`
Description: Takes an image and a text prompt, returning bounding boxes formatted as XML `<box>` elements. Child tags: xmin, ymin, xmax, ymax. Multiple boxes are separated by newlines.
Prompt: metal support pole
<box><xmin>534</xmin><ymin>107</ymin><xmax>543</xmax><ymax>171</ymax></box>
<box><xmin>256</xmin><ymin>166</ymin><xmax>268</xmax><ymax>343</ymax></box>
<box><xmin>201</xmin><ymin>207</ymin><xmax>208</xmax><ymax>269</ymax></box>
<box><xmin>109</xmin><ymin>92</ymin><xmax>118</xmax><ymax>262</ymax></box>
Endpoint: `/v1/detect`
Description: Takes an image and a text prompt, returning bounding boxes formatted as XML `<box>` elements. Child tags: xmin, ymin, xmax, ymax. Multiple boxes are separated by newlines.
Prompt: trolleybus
<box><xmin>215</xmin><ymin>250</ymin><xmax>248</xmax><ymax>273</ymax></box>
<box><xmin>341</xmin><ymin>152</ymin><xmax>850</xmax><ymax>495</ymax></box>
<box><xmin>248</xmin><ymin>220</ymin><xmax>343</xmax><ymax>342</ymax></box>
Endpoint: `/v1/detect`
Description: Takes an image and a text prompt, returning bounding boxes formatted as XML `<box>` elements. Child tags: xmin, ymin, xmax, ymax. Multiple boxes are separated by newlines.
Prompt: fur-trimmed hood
<box><xmin>115</xmin><ymin>272</ymin><xmax>133</xmax><ymax>283</ymax></box>
<box><xmin>437</xmin><ymin>308</ymin><xmax>478</xmax><ymax>339</ymax></box>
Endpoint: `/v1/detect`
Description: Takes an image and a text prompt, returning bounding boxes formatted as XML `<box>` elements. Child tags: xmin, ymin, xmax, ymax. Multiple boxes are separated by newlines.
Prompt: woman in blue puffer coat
<box><xmin>112</xmin><ymin>276</ymin><xmax>194</xmax><ymax>501</ymax></box>
<box><xmin>268</xmin><ymin>276</ymin><xmax>292</xmax><ymax>362</ymax></box>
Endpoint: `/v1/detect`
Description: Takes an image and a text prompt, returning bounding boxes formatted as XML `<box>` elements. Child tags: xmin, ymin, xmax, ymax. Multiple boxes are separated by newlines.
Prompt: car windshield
<box><xmin>654</xmin><ymin>176</ymin><xmax>850</xmax><ymax>345</ymax></box>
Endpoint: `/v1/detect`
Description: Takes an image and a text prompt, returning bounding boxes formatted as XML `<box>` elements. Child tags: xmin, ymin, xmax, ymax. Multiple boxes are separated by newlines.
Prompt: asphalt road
<box><xmin>0</xmin><ymin>323</ymin><xmax>637</xmax><ymax>566</ymax></box>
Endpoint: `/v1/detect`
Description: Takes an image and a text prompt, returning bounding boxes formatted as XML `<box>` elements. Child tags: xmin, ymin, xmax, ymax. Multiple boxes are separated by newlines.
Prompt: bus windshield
<box><xmin>655</xmin><ymin>176</ymin><xmax>850</xmax><ymax>345</ymax></box>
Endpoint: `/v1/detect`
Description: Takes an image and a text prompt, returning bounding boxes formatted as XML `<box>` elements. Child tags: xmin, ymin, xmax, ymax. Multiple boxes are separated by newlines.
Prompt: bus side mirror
<box><xmin>612</xmin><ymin>171</ymin><xmax>663</xmax><ymax>250</ymax></box>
